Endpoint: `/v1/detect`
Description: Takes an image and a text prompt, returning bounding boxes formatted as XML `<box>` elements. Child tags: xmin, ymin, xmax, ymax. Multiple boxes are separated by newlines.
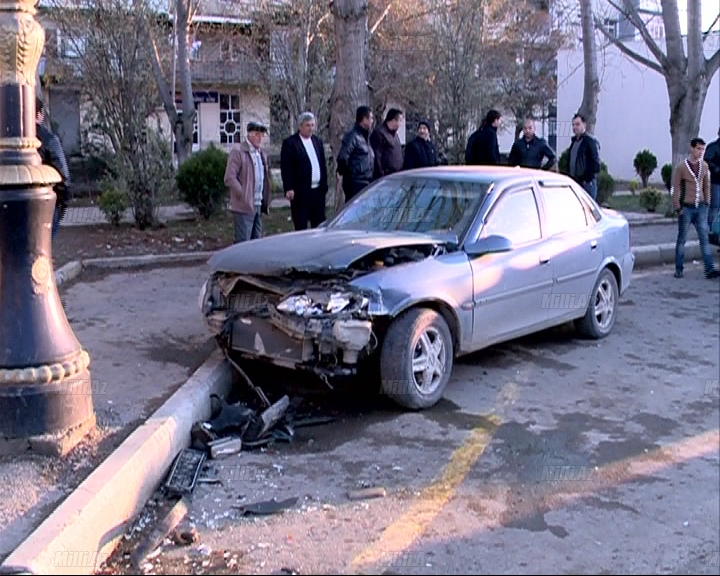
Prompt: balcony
<box><xmin>190</xmin><ymin>59</ymin><xmax>266</xmax><ymax>87</ymax></box>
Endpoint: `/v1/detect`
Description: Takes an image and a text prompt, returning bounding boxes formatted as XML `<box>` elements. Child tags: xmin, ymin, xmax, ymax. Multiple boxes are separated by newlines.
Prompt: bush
<box><xmin>633</xmin><ymin>149</ymin><xmax>658</xmax><ymax>188</ymax></box>
<box><xmin>176</xmin><ymin>144</ymin><xmax>229</xmax><ymax>219</ymax></box>
<box><xmin>97</xmin><ymin>188</ymin><xmax>128</xmax><ymax>226</ymax></box>
<box><xmin>629</xmin><ymin>179</ymin><xmax>639</xmax><ymax>195</ymax></box>
<box><xmin>597</xmin><ymin>169</ymin><xmax>615</xmax><ymax>205</ymax></box>
<box><xmin>558</xmin><ymin>149</ymin><xmax>569</xmax><ymax>174</ymax></box>
<box><xmin>661</xmin><ymin>163</ymin><xmax>673</xmax><ymax>191</ymax></box>
<box><xmin>639</xmin><ymin>187</ymin><xmax>664</xmax><ymax>212</ymax></box>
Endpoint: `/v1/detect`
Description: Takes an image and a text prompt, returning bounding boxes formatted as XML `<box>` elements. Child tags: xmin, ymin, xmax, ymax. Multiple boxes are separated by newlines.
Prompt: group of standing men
<box><xmin>464</xmin><ymin>108</ymin><xmax>602</xmax><ymax>200</ymax></box>
<box><xmin>223</xmin><ymin>106</ymin><xmax>441</xmax><ymax>242</ymax></box>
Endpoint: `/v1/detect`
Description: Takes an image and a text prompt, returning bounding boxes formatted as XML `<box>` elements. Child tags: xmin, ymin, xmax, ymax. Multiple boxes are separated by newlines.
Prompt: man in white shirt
<box><xmin>280</xmin><ymin>112</ymin><xmax>328</xmax><ymax>230</ymax></box>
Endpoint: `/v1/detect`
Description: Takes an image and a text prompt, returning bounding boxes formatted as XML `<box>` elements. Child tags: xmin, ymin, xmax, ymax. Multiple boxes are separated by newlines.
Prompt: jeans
<box><xmin>51</xmin><ymin>206</ymin><xmax>62</xmax><ymax>240</ymax></box>
<box><xmin>581</xmin><ymin>178</ymin><xmax>597</xmax><ymax>201</ymax></box>
<box><xmin>232</xmin><ymin>207</ymin><xmax>262</xmax><ymax>243</ymax></box>
<box><xmin>709</xmin><ymin>183</ymin><xmax>720</xmax><ymax>229</ymax></box>
<box><xmin>675</xmin><ymin>204</ymin><xmax>716</xmax><ymax>274</ymax></box>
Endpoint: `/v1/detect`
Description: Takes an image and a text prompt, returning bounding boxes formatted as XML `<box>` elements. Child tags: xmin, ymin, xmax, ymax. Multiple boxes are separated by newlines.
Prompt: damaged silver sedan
<box><xmin>199</xmin><ymin>167</ymin><xmax>635</xmax><ymax>410</ymax></box>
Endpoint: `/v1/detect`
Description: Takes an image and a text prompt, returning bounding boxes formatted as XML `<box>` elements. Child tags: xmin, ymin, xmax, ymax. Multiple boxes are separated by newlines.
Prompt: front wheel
<box><xmin>380</xmin><ymin>308</ymin><xmax>454</xmax><ymax>410</ymax></box>
<box><xmin>574</xmin><ymin>268</ymin><xmax>619</xmax><ymax>339</ymax></box>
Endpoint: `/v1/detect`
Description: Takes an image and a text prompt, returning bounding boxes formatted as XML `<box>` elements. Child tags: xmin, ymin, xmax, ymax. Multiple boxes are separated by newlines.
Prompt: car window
<box><xmin>327</xmin><ymin>176</ymin><xmax>491</xmax><ymax>239</ymax></box>
<box><xmin>481</xmin><ymin>187</ymin><xmax>541</xmax><ymax>245</ymax></box>
<box><xmin>540</xmin><ymin>185</ymin><xmax>589</xmax><ymax>236</ymax></box>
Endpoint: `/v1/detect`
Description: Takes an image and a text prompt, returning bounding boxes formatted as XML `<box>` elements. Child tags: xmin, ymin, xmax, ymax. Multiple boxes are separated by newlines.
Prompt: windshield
<box><xmin>327</xmin><ymin>176</ymin><xmax>491</xmax><ymax>238</ymax></box>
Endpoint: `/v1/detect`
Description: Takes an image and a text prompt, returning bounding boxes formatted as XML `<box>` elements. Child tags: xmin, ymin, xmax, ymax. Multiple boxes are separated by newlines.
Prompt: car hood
<box><xmin>208</xmin><ymin>228</ymin><xmax>456</xmax><ymax>275</ymax></box>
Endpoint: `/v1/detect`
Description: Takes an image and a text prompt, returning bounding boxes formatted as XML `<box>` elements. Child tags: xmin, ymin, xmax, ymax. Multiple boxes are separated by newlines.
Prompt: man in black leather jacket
<box><xmin>36</xmin><ymin>97</ymin><xmax>70</xmax><ymax>240</ymax></box>
<box><xmin>564</xmin><ymin>113</ymin><xmax>601</xmax><ymax>200</ymax></box>
<box><xmin>336</xmin><ymin>106</ymin><xmax>375</xmax><ymax>202</ymax></box>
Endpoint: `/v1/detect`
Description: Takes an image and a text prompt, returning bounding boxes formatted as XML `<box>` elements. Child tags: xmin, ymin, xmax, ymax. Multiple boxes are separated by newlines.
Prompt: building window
<box><xmin>603</xmin><ymin>18</ymin><xmax>618</xmax><ymax>39</ymax></box>
<box><xmin>219</xmin><ymin>93</ymin><xmax>242</xmax><ymax>144</ymax></box>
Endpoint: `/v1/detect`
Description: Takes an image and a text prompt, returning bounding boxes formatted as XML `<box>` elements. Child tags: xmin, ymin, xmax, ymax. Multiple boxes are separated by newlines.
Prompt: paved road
<box><xmin>0</xmin><ymin>264</ymin><xmax>216</xmax><ymax>562</ymax></box>
<box><xmin>102</xmin><ymin>266</ymin><xmax>720</xmax><ymax>575</ymax></box>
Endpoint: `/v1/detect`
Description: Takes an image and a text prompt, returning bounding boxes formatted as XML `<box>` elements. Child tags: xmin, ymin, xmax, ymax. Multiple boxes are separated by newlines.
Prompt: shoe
<box><xmin>705</xmin><ymin>270</ymin><xmax>720</xmax><ymax>279</ymax></box>
<box><xmin>674</xmin><ymin>271</ymin><xmax>683</xmax><ymax>278</ymax></box>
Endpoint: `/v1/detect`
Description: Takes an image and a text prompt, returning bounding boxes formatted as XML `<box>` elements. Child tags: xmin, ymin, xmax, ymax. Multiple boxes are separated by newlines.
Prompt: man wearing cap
<box><xmin>223</xmin><ymin>121</ymin><xmax>271</xmax><ymax>243</ymax></box>
<box><xmin>402</xmin><ymin>120</ymin><xmax>438</xmax><ymax>170</ymax></box>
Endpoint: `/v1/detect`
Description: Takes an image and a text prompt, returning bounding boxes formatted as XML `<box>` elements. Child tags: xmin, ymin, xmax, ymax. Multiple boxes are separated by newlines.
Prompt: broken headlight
<box><xmin>276</xmin><ymin>292</ymin><xmax>368</xmax><ymax>317</ymax></box>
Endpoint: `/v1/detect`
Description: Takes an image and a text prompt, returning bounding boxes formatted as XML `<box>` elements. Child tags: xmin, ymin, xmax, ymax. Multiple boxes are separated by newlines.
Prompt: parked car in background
<box><xmin>199</xmin><ymin>166</ymin><xmax>635</xmax><ymax>410</ymax></box>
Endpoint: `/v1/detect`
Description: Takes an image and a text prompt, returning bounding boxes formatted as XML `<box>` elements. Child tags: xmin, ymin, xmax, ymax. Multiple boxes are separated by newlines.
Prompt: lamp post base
<box><xmin>0</xmin><ymin>367</ymin><xmax>97</xmax><ymax>457</ymax></box>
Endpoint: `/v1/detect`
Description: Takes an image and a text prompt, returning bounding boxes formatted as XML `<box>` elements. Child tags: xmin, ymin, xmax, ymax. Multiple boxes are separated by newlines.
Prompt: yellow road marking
<box><xmin>348</xmin><ymin>414</ymin><xmax>501</xmax><ymax>573</ymax></box>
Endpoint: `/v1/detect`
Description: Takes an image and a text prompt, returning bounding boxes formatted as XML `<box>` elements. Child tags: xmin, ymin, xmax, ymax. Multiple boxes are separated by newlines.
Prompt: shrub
<box><xmin>558</xmin><ymin>149</ymin><xmax>569</xmax><ymax>174</ymax></box>
<box><xmin>661</xmin><ymin>163</ymin><xmax>673</xmax><ymax>191</ymax></box>
<box><xmin>639</xmin><ymin>187</ymin><xmax>664</xmax><ymax>212</ymax></box>
<box><xmin>633</xmin><ymin>149</ymin><xmax>658</xmax><ymax>188</ymax></box>
<box><xmin>597</xmin><ymin>169</ymin><xmax>615</xmax><ymax>205</ymax></box>
<box><xmin>176</xmin><ymin>144</ymin><xmax>229</xmax><ymax>219</ymax></box>
<box><xmin>629</xmin><ymin>179</ymin><xmax>639</xmax><ymax>195</ymax></box>
<box><xmin>97</xmin><ymin>188</ymin><xmax>128</xmax><ymax>226</ymax></box>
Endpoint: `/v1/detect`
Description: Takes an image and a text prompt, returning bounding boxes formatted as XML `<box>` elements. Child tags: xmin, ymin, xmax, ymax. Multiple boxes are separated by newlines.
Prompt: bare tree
<box><xmin>144</xmin><ymin>0</ymin><xmax>197</xmax><ymax>165</ymax></box>
<box><xmin>328</xmin><ymin>0</ymin><xmax>370</xmax><ymax>164</ymax></box>
<box><xmin>596</xmin><ymin>0</ymin><xmax>720</xmax><ymax>165</ymax></box>
<box><xmin>565</xmin><ymin>0</ymin><xmax>598</xmax><ymax>135</ymax></box>
<box><xmin>44</xmin><ymin>0</ymin><xmax>175</xmax><ymax>228</ymax></box>
<box><xmin>492</xmin><ymin>1</ymin><xmax>569</xmax><ymax>139</ymax></box>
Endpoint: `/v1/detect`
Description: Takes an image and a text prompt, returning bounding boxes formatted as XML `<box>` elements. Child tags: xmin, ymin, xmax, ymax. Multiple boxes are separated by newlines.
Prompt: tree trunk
<box><xmin>578</xmin><ymin>0</ymin><xmax>599</xmax><ymax>133</ymax></box>
<box><xmin>668</xmin><ymin>76</ymin><xmax>708</xmax><ymax>167</ymax></box>
<box><xmin>175</xmin><ymin>0</ymin><xmax>195</xmax><ymax>164</ymax></box>
<box><xmin>328</xmin><ymin>0</ymin><xmax>369</xmax><ymax>167</ymax></box>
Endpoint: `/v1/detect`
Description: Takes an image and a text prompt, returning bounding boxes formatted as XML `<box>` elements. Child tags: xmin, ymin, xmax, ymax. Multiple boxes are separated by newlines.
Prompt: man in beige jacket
<box><xmin>671</xmin><ymin>137</ymin><xmax>719</xmax><ymax>279</ymax></box>
<box><xmin>223</xmin><ymin>122</ymin><xmax>271</xmax><ymax>243</ymax></box>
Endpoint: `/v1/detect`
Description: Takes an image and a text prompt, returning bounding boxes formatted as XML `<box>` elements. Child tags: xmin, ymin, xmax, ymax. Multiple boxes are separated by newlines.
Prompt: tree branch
<box><xmin>369</xmin><ymin>0</ymin><xmax>394</xmax><ymax>36</ymax></box>
<box><xmin>605</xmin><ymin>0</ymin><xmax>668</xmax><ymax>69</ymax></box>
<box><xmin>594</xmin><ymin>16</ymin><xmax>663</xmax><ymax>73</ymax></box>
<box><xmin>708</xmin><ymin>48</ymin><xmax>720</xmax><ymax>78</ymax></box>
<box><xmin>702</xmin><ymin>12</ymin><xmax>720</xmax><ymax>39</ymax></box>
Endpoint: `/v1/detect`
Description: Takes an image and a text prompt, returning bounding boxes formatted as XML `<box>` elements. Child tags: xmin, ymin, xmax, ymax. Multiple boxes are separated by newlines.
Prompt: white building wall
<box><xmin>557</xmin><ymin>38</ymin><xmax>720</xmax><ymax>181</ymax></box>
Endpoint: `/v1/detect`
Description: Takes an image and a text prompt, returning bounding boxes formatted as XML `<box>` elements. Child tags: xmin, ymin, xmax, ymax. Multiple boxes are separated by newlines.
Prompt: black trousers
<box><xmin>290</xmin><ymin>188</ymin><xmax>326</xmax><ymax>230</ymax></box>
<box><xmin>343</xmin><ymin>178</ymin><xmax>370</xmax><ymax>203</ymax></box>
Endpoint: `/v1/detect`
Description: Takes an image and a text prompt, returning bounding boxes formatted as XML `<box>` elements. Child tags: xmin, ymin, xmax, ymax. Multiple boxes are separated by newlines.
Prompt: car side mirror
<box><xmin>464</xmin><ymin>234</ymin><xmax>513</xmax><ymax>257</ymax></box>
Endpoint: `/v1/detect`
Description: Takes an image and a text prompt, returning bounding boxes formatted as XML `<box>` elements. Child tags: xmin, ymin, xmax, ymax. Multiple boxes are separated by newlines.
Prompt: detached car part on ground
<box><xmin>200</xmin><ymin>167</ymin><xmax>635</xmax><ymax>410</ymax></box>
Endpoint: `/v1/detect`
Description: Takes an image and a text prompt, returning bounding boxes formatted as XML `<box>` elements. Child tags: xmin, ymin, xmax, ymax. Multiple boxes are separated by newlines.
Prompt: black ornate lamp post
<box><xmin>0</xmin><ymin>0</ymin><xmax>95</xmax><ymax>455</ymax></box>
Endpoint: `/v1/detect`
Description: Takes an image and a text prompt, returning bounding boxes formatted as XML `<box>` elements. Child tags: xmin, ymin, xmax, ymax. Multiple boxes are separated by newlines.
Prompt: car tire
<box><xmin>380</xmin><ymin>308</ymin><xmax>454</xmax><ymax>410</ymax></box>
<box><xmin>574</xmin><ymin>268</ymin><xmax>619</xmax><ymax>339</ymax></box>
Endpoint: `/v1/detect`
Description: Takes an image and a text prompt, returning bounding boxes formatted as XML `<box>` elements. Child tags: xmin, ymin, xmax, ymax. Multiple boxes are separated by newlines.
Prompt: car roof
<box><xmin>384</xmin><ymin>166</ymin><xmax>574</xmax><ymax>188</ymax></box>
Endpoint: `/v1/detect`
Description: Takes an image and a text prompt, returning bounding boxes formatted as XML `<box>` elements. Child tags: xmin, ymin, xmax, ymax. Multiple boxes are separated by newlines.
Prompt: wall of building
<box><xmin>557</xmin><ymin>38</ymin><xmax>720</xmax><ymax>181</ymax></box>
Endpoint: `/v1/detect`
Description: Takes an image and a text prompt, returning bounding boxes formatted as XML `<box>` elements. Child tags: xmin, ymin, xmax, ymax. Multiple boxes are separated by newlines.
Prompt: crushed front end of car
<box><xmin>199</xmin><ymin>271</ymin><xmax>386</xmax><ymax>378</ymax></box>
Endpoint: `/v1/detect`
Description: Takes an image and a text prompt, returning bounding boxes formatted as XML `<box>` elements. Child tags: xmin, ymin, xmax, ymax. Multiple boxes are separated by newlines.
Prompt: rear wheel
<box><xmin>380</xmin><ymin>308</ymin><xmax>454</xmax><ymax>410</ymax></box>
<box><xmin>574</xmin><ymin>268</ymin><xmax>619</xmax><ymax>339</ymax></box>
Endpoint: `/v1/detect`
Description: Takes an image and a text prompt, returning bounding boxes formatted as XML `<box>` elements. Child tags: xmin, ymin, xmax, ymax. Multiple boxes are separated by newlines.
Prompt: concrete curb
<box><xmin>632</xmin><ymin>241</ymin><xmax>700</xmax><ymax>268</ymax></box>
<box><xmin>54</xmin><ymin>261</ymin><xmax>83</xmax><ymax>288</ymax></box>
<box><xmin>81</xmin><ymin>252</ymin><xmax>215</xmax><ymax>270</ymax></box>
<box><xmin>0</xmin><ymin>351</ymin><xmax>235</xmax><ymax>576</ymax></box>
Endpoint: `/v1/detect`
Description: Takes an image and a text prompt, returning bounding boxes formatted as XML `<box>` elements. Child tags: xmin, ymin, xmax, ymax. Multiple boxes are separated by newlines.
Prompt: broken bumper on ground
<box><xmin>199</xmin><ymin>275</ymin><xmax>382</xmax><ymax>376</ymax></box>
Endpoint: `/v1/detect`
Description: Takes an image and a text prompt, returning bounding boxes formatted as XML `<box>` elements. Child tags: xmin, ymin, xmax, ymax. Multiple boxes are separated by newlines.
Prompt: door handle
<box><xmin>539</xmin><ymin>255</ymin><xmax>551</xmax><ymax>265</ymax></box>
<box><xmin>590</xmin><ymin>240</ymin><xmax>598</xmax><ymax>250</ymax></box>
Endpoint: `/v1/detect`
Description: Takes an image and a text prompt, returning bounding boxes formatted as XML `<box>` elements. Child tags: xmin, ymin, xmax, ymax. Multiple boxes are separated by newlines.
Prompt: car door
<box><xmin>468</xmin><ymin>185</ymin><xmax>554</xmax><ymax>348</ymax></box>
<box><xmin>536</xmin><ymin>182</ymin><xmax>604</xmax><ymax>323</ymax></box>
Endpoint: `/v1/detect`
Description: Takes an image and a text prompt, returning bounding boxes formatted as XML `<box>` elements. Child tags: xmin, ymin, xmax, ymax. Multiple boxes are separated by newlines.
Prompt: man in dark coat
<box><xmin>465</xmin><ymin>109</ymin><xmax>502</xmax><ymax>165</ymax></box>
<box><xmin>403</xmin><ymin>120</ymin><xmax>438</xmax><ymax>170</ymax></box>
<box><xmin>370</xmin><ymin>108</ymin><xmax>404</xmax><ymax>179</ymax></box>
<box><xmin>36</xmin><ymin>97</ymin><xmax>70</xmax><ymax>241</ymax></box>
<box><xmin>508</xmin><ymin>119</ymin><xmax>556</xmax><ymax>170</ymax></box>
<box><xmin>563</xmin><ymin>112</ymin><xmax>601</xmax><ymax>200</ymax></box>
<box><xmin>336</xmin><ymin>105</ymin><xmax>375</xmax><ymax>202</ymax></box>
<box><xmin>280</xmin><ymin>111</ymin><xmax>328</xmax><ymax>230</ymax></box>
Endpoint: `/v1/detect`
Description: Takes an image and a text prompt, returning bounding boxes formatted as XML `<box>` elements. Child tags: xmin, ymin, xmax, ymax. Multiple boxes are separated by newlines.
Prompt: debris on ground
<box><xmin>347</xmin><ymin>487</ymin><xmax>387</xmax><ymax>501</ymax></box>
<box><xmin>232</xmin><ymin>496</ymin><xmax>299</xmax><ymax>516</ymax></box>
<box><xmin>131</xmin><ymin>496</ymin><xmax>190</xmax><ymax>568</ymax></box>
<box><xmin>188</xmin><ymin>357</ymin><xmax>338</xmax><ymax>458</ymax></box>
<box><xmin>165</xmin><ymin>448</ymin><xmax>206</xmax><ymax>496</ymax></box>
